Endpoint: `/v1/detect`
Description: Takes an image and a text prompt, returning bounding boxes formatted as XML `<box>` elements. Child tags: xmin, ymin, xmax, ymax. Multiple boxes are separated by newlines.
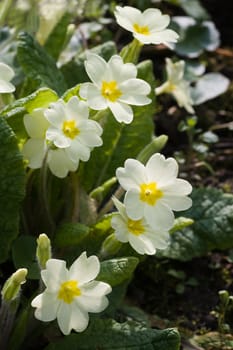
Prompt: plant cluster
<box><xmin>0</xmin><ymin>1</ymin><xmax>232</xmax><ymax>349</ymax></box>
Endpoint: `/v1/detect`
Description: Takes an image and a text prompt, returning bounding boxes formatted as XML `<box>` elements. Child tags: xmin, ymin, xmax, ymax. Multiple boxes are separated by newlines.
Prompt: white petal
<box><xmin>78</xmin><ymin>124</ymin><xmax>103</xmax><ymax>147</ymax></box>
<box><xmin>119</xmin><ymin>94</ymin><xmax>151</xmax><ymax>106</ymax></box>
<box><xmin>166</xmin><ymin>58</ymin><xmax>185</xmax><ymax>82</ymax></box>
<box><xmin>146</xmin><ymin>153</ymin><xmax>178</xmax><ymax>186</ymax></box>
<box><xmin>108</xmin><ymin>55</ymin><xmax>137</xmax><ymax>81</ymax></box>
<box><xmin>0</xmin><ymin>62</ymin><xmax>15</xmax><ymax>81</ymax></box>
<box><xmin>162</xmin><ymin>195</ymin><xmax>192</xmax><ymax>211</ymax></box>
<box><xmin>140</xmin><ymin>29</ymin><xmax>178</xmax><ymax>45</ymax></box>
<box><xmin>114</xmin><ymin>6</ymin><xmax>141</xmax><ymax>32</ymax></box>
<box><xmin>22</xmin><ymin>139</ymin><xmax>46</xmax><ymax>168</ymax></box>
<box><xmin>79</xmin><ymin>83</ymin><xmax>107</xmax><ymax>110</ymax></box>
<box><xmin>76</xmin><ymin>295</ymin><xmax>109</xmax><ymax>313</ymax></box>
<box><xmin>48</xmin><ymin>149</ymin><xmax>78</xmax><ymax>178</ymax></box>
<box><xmin>145</xmin><ymin>202</ymin><xmax>174</xmax><ymax>230</ymax></box>
<box><xmin>84</xmin><ymin>53</ymin><xmax>107</xmax><ymax>86</ymax></box>
<box><xmin>44</xmin><ymin>100</ymin><xmax>66</xmax><ymax>126</ymax></box>
<box><xmin>155</xmin><ymin>82</ymin><xmax>170</xmax><ymax>96</ymax></box>
<box><xmin>69</xmin><ymin>252</ymin><xmax>100</xmax><ymax>284</ymax></box>
<box><xmin>124</xmin><ymin>190</ymin><xmax>144</xmax><ymax>220</ymax></box>
<box><xmin>24</xmin><ymin>109</ymin><xmax>49</xmax><ymax>138</ymax></box>
<box><xmin>143</xmin><ymin>9</ymin><xmax>170</xmax><ymax>31</ymax></box>
<box><xmin>57</xmin><ymin>302</ymin><xmax>89</xmax><ymax>335</ymax></box>
<box><xmin>129</xmin><ymin>234</ymin><xmax>155</xmax><ymax>255</ymax></box>
<box><xmin>162</xmin><ymin>178</ymin><xmax>192</xmax><ymax>196</ymax></box>
<box><xmin>146</xmin><ymin>230</ymin><xmax>170</xmax><ymax>250</ymax></box>
<box><xmin>46</xmin><ymin>127</ymin><xmax>71</xmax><ymax>148</ymax></box>
<box><xmin>119</xmin><ymin>78</ymin><xmax>151</xmax><ymax>105</ymax></box>
<box><xmin>66</xmin><ymin>96</ymin><xmax>89</xmax><ymax>121</ymax></box>
<box><xmin>0</xmin><ymin>79</ymin><xmax>15</xmax><ymax>93</ymax></box>
<box><xmin>120</xmin><ymin>78</ymin><xmax>151</xmax><ymax>95</ymax></box>
<box><xmin>172</xmin><ymin>84</ymin><xmax>194</xmax><ymax>113</ymax></box>
<box><xmin>32</xmin><ymin>292</ymin><xmax>59</xmax><ymax>322</ymax></box>
<box><xmin>41</xmin><ymin>259</ymin><xmax>68</xmax><ymax>291</ymax></box>
<box><xmin>116</xmin><ymin>158</ymin><xmax>146</xmax><ymax>189</ymax></box>
<box><xmin>108</xmin><ymin>101</ymin><xmax>133</xmax><ymax>124</ymax></box>
<box><xmin>81</xmin><ymin>280</ymin><xmax>112</xmax><ymax>297</ymax></box>
<box><xmin>66</xmin><ymin>139</ymin><xmax>90</xmax><ymax>162</ymax></box>
<box><xmin>111</xmin><ymin>213</ymin><xmax>129</xmax><ymax>243</ymax></box>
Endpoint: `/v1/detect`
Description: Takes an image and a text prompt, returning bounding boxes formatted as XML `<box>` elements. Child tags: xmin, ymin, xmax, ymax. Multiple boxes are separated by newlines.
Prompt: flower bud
<box><xmin>36</xmin><ymin>233</ymin><xmax>51</xmax><ymax>269</ymax></box>
<box><xmin>137</xmin><ymin>135</ymin><xmax>168</xmax><ymax>164</ymax></box>
<box><xmin>1</xmin><ymin>268</ymin><xmax>27</xmax><ymax>302</ymax></box>
<box><xmin>101</xmin><ymin>233</ymin><xmax>122</xmax><ymax>258</ymax></box>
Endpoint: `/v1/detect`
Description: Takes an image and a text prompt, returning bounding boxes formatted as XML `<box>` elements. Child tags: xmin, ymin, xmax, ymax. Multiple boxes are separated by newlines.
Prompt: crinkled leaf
<box><xmin>17</xmin><ymin>32</ymin><xmax>67</xmax><ymax>95</ymax></box>
<box><xmin>159</xmin><ymin>188</ymin><xmax>233</xmax><ymax>261</ymax></box>
<box><xmin>2</xmin><ymin>88</ymin><xmax>58</xmax><ymax>137</ymax></box>
<box><xmin>81</xmin><ymin>60</ymin><xmax>155</xmax><ymax>192</ymax></box>
<box><xmin>171</xmin><ymin>17</ymin><xmax>220</xmax><ymax>58</ymax></box>
<box><xmin>97</xmin><ymin>257</ymin><xmax>139</xmax><ymax>287</ymax></box>
<box><xmin>0</xmin><ymin>118</ymin><xmax>25</xmax><ymax>263</ymax></box>
<box><xmin>59</xmin><ymin>215</ymin><xmax>112</xmax><ymax>265</ymax></box>
<box><xmin>12</xmin><ymin>235</ymin><xmax>39</xmax><ymax>279</ymax></box>
<box><xmin>61</xmin><ymin>41</ymin><xmax>117</xmax><ymax>87</ymax></box>
<box><xmin>191</xmin><ymin>73</ymin><xmax>230</xmax><ymax>105</ymax></box>
<box><xmin>45</xmin><ymin>319</ymin><xmax>180</xmax><ymax>350</ymax></box>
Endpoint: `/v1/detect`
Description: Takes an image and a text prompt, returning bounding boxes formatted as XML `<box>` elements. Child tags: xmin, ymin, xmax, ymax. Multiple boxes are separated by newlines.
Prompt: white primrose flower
<box><xmin>0</xmin><ymin>62</ymin><xmax>15</xmax><ymax>93</ymax></box>
<box><xmin>155</xmin><ymin>58</ymin><xmax>194</xmax><ymax>113</ymax></box>
<box><xmin>79</xmin><ymin>53</ymin><xmax>151</xmax><ymax>124</ymax></box>
<box><xmin>111</xmin><ymin>197</ymin><xmax>170</xmax><ymax>255</ymax></box>
<box><xmin>116</xmin><ymin>153</ymin><xmax>192</xmax><ymax>230</ymax></box>
<box><xmin>31</xmin><ymin>252</ymin><xmax>112</xmax><ymax>335</ymax></box>
<box><xmin>23</xmin><ymin>96</ymin><xmax>103</xmax><ymax>178</ymax></box>
<box><xmin>22</xmin><ymin>107</ymin><xmax>79</xmax><ymax>178</ymax></box>
<box><xmin>44</xmin><ymin>96</ymin><xmax>103</xmax><ymax>163</ymax></box>
<box><xmin>114</xmin><ymin>6</ymin><xmax>179</xmax><ymax>48</ymax></box>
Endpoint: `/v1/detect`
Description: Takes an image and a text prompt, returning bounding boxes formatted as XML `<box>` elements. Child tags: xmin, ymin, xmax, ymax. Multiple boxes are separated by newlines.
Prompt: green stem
<box><xmin>0</xmin><ymin>0</ymin><xmax>13</xmax><ymax>26</ymax></box>
<box><xmin>70</xmin><ymin>171</ymin><xmax>80</xmax><ymax>222</ymax></box>
<box><xmin>120</xmin><ymin>38</ymin><xmax>143</xmax><ymax>64</ymax></box>
<box><xmin>39</xmin><ymin>149</ymin><xmax>55</xmax><ymax>235</ymax></box>
<box><xmin>97</xmin><ymin>186</ymin><xmax>124</xmax><ymax>219</ymax></box>
<box><xmin>0</xmin><ymin>300</ymin><xmax>18</xmax><ymax>350</ymax></box>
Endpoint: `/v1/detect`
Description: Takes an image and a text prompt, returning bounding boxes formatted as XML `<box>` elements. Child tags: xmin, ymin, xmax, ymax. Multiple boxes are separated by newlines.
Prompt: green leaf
<box><xmin>97</xmin><ymin>257</ymin><xmax>139</xmax><ymax>287</ymax></box>
<box><xmin>191</xmin><ymin>73</ymin><xmax>230</xmax><ymax>105</ymax></box>
<box><xmin>179</xmin><ymin>0</ymin><xmax>210</xmax><ymax>21</ymax></box>
<box><xmin>61</xmin><ymin>41</ymin><xmax>117</xmax><ymax>88</ymax></box>
<box><xmin>17</xmin><ymin>32</ymin><xmax>67</xmax><ymax>95</ymax></box>
<box><xmin>82</xmin><ymin>60</ymin><xmax>155</xmax><ymax>192</ymax></box>
<box><xmin>0</xmin><ymin>118</ymin><xmax>25</xmax><ymax>263</ymax></box>
<box><xmin>58</xmin><ymin>215</ymin><xmax>112</xmax><ymax>265</ymax></box>
<box><xmin>12</xmin><ymin>235</ymin><xmax>39</xmax><ymax>279</ymax></box>
<box><xmin>2</xmin><ymin>87</ymin><xmax>58</xmax><ymax>137</ymax></box>
<box><xmin>45</xmin><ymin>319</ymin><xmax>180</xmax><ymax>350</ymax></box>
<box><xmin>171</xmin><ymin>17</ymin><xmax>220</xmax><ymax>58</ymax></box>
<box><xmin>44</xmin><ymin>13</ymin><xmax>71</xmax><ymax>60</ymax></box>
<box><xmin>160</xmin><ymin>188</ymin><xmax>233</xmax><ymax>261</ymax></box>
<box><xmin>54</xmin><ymin>222</ymin><xmax>90</xmax><ymax>248</ymax></box>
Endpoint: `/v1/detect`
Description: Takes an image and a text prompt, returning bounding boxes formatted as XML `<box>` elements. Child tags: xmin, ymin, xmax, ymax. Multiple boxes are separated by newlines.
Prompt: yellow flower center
<box><xmin>140</xmin><ymin>182</ymin><xmax>163</xmax><ymax>206</ymax></box>
<box><xmin>133</xmin><ymin>23</ymin><xmax>150</xmax><ymax>35</ymax></box>
<box><xmin>101</xmin><ymin>80</ymin><xmax>122</xmax><ymax>102</ymax></box>
<box><xmin>167</xmin><ymin>82</ymin><xmax>177</xmax><ymax>92</ymax></box>
<box><xmin>58</xmin><ymin>280</ymin><xmax>81</xmax><ymax>304</ymax></box>
<box><xmin>62</xmin><ymin>120</ymin><xmax>80</xmax><ymax>139</ymax></box>
<box><xmin>127</xmin><ymin>219</ymin><xmax>145</xmax><ymax>236</ymax></box>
